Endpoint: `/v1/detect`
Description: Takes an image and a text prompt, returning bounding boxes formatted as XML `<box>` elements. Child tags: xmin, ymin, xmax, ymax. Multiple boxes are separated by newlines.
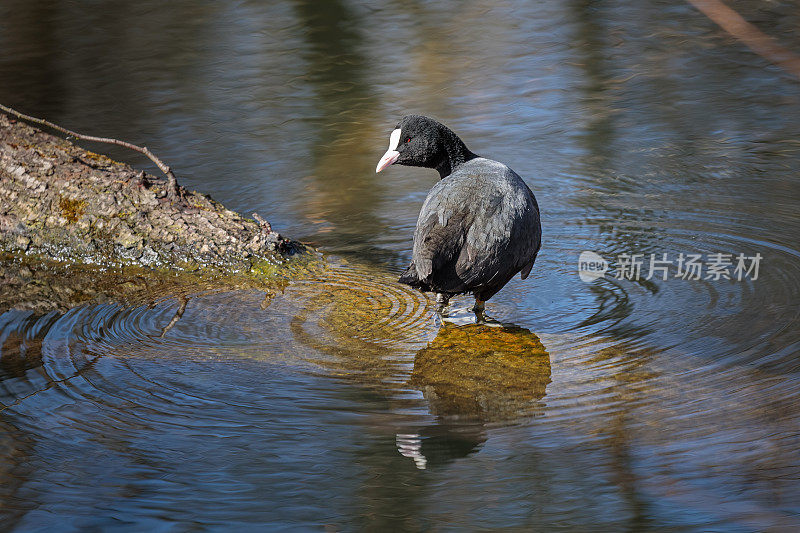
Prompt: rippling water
<box><xmin>2</xmin><ymin>0</ymin><xmax>800</xmax><ymax>530</ymax></box>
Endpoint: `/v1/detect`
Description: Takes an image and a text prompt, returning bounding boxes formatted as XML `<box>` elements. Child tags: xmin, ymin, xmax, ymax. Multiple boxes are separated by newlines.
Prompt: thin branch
<box><xmin>159</xmin><ymin>295</ymin><xmax>189</xmax><ymax>337</ymax></box>
<box><xmin>687</xmin><ymin>0</ymin><xmax>800</xmax><ymax>81</ymax></box>
<box><xmin>0</xmin><ymin>103</ymin><xmax>182</xmax><ymax>201</ymax></box>
<box><xmin>0</xmin><ymin>350</ymin><xmax>104</xmax><ymax>414</ymax></box>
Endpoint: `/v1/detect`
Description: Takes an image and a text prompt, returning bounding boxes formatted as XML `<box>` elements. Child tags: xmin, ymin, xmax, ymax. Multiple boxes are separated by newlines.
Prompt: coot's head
<box><xmin>376</xmin><ymin>115</ymin><xmax>474</xmax><ymax>177</ymax></box>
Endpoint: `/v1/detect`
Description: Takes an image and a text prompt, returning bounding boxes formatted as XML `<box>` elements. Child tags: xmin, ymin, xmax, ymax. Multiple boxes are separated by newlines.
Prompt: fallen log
<box><xmin>0</xmin><ymin>112</ymin><xmax>304</xmax><ymax>273</ymax></box>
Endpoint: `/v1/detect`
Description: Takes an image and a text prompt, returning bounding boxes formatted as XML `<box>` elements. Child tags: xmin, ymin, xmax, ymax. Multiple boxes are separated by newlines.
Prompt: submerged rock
<box><xmin>410</xmin><ymin>323</ymin><xmax>551</xmax><ymax>421</ymax></box>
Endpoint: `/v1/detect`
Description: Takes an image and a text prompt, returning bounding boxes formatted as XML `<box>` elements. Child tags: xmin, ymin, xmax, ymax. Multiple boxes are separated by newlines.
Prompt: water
<box><xmin>2</xmin><ymin>0</ymin><xmax>800</xmax><ymax>530</ymax></box>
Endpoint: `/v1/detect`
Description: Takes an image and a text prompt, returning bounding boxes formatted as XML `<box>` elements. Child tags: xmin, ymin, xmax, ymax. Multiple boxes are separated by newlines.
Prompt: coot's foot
<box><xmin>474</xmin><ymin>309</ymin><xmax>503</xmax><ymax>326</ymax></box>
<box><xmin>435</xmin><ymin>293</ymin><xmax>451</xmax><ymax>312</ymax></box>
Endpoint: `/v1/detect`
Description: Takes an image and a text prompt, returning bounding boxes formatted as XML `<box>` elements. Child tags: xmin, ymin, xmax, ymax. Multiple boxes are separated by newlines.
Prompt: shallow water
<box><xmin>2</xmin><ymin>0</ymin><xmax>800</xmax><ymax>530</ymax></box>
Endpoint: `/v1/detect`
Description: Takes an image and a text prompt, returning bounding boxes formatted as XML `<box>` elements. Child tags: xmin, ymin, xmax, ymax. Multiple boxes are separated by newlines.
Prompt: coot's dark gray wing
<box><xmin>402</xmin><ymin>159</ymin><xmax>541</xmax><ymax>298</ymax></box>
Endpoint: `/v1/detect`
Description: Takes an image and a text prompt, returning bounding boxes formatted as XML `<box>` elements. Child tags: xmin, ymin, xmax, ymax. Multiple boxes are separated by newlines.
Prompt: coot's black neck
<box><xmin>434</xmin><ymin>128</ymin><xmax>477</xmax><ymax>180</ymax></box>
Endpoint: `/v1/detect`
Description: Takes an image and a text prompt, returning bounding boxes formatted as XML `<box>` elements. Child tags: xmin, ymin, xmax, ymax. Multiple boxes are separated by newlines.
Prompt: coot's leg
<box><xmin>472</xmin><ymin>298</ymin><xmax>488</xmax><ymax>324</ymax></box>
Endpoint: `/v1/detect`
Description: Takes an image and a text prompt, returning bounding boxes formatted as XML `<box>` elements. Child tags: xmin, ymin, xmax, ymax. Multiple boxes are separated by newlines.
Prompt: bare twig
<box><xmin>687</xmin><ymin>0</ymin><xmax>800</xmax><ymax>81</ymax></box>
<box><xmin>0</xmin><ymin>103</ymin><xmax>183</xmax><ymax>201</ymax></box>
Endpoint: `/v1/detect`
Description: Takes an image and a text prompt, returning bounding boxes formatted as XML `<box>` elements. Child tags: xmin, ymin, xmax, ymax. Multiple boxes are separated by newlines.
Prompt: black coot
<box><xmin>376</xmin><ymin>115</ymin><xmax>541</xmax><ymax>311</ymax></box>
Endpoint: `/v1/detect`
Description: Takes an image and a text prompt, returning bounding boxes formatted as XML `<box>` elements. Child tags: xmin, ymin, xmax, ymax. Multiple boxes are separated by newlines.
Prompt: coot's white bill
<box><xmin>376</xmin><ymin>128</ymin><xmax>401</xmax><ymax>172</ymax></box>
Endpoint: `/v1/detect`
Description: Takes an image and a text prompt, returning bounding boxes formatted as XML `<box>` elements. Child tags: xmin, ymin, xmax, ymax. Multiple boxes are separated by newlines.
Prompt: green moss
<box><xmin>59</xmin><ymin>196</ymin><xmax>87</xmax><ymax>224</ymax></box>
<box><xmin>249</xmin><ymin>259</ymin><xmax>281</xmax><ymax>278</ymax></box>
<box><xmin>0</xmin><ymin>251</ymin><xmax>305</xmax><ymax>315</ymax></box>
<box><xmin>83</xmin><ymin>150</ymin><xmax>114</xmax><ymax>165</ymax></box>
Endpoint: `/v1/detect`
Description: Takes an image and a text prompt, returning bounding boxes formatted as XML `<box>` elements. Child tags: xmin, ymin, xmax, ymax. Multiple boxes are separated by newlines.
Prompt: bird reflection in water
<box><xmin>398</xmin><ymin>322</ymin><xmax>551</xmax><ymax>469</ymax></box>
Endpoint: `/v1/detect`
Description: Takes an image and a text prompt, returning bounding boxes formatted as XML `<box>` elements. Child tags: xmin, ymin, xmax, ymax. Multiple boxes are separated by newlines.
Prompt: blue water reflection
<box><xmin>2</xmin><ymin>0</ymin><xmax>800</xmax><ymax>530</ymax></box>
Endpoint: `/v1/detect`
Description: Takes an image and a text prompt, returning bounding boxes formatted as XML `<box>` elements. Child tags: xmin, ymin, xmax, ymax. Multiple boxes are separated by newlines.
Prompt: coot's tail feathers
<box><xmin>520</xmin><ymin>254</ymin><xmax>537</xmax><ymax>280</ymax></box>
<box><xmin>398</xmin><ymin>263</ymin><xmax>424</xmax><ymax>288</ymax></box>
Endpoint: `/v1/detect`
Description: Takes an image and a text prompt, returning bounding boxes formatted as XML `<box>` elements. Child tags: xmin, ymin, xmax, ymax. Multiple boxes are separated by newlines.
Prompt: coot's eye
<box><xmin>405</xmin><ymin>137</ymin><xmax>412</xmax><ymax>143</ymax></box>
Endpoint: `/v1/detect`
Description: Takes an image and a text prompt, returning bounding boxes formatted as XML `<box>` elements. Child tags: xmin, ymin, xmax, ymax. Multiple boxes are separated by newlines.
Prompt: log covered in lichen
<box><xmin>0</xmin><ymin>112</ymin><xmax>304</xmax><ymax>272</ymax></box>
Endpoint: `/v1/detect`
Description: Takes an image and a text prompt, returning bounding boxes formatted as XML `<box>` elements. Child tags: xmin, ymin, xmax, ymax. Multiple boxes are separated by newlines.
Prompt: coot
<box><xmin>376</xmin><ymin>115</ymin><xmax>541</xmax><ymax>311</ymax></box>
